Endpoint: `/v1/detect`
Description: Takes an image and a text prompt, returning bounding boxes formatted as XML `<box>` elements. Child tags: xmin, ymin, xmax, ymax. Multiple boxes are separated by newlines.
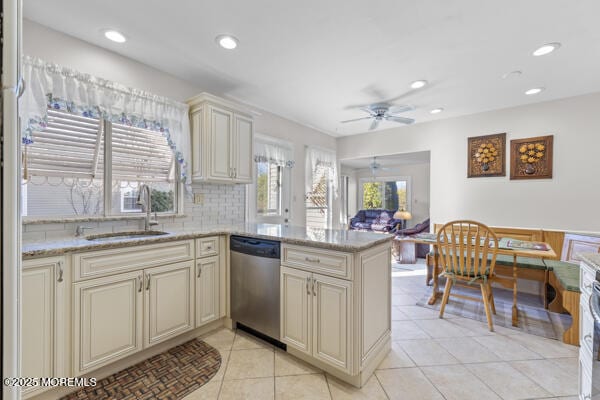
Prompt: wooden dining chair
<box><xmin>437</xmin><ymin>220</ymin><xmax>499</xmax><ymax>331</ymax></box>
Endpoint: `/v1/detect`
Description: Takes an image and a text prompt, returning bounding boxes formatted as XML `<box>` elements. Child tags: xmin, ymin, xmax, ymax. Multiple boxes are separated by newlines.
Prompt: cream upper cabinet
<box><xmin>145</xmin><ymin>261</ymin><xmax>195</xmax><ymax>347</ymax></box>
<box><xmin>22</xmin><ymin>257</ymin><xmax>67</xmax><ymax>398</ymax></box>
<box><xmin>233</xmin><ymin>113</ymin><xmax>254</xmax><ymax>182</ymax></box>
<box><xmin>209</xmin><ymin>105</ymin><xmax>233</xmax><ymax>180</ymax></box>
<box><xmin>281</xmin><ymin>266</ymin><xmax>312</xmax><ymax>354</ymax></box>
<box><xmin>73</xmin><ymin>271</ymin><xmax>144</xmax><ymax>375</ymax></box>
<box><xmin>188</xmin><ymin>93</ymin><xmax>254</xmax><ymax>184</ymax></box>
<box><xmin>196</xmin><ymin>256</ymin><xmax>220</xmax><ymax>327</ymax></box>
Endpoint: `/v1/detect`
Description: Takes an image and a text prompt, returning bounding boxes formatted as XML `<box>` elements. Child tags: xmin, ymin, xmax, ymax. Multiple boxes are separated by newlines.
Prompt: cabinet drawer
<box><xmin>581</xmin><ymin>261</ymin><xmax>595</xmax><ymax>297</ymax></box>
<box><xmin>196</xmin><ymin>236</ymin><xmax>219</xmax><ymax>258</ymax></box>
<box><xmin>282</xmin><ymin>244</ymin><xmax>352</xmax><ymax>280</ymax></box>
<box><xmin>73</xmin><ymin>240</ymin><xmax>195</xmax><ymax>281</ymax></box>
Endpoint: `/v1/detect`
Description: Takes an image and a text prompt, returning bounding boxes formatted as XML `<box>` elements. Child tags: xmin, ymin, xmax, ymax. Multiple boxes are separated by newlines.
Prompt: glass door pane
<box><xmin>383</xmin><ymin>180</ymin><xmax>408</xmax><ymax>210</ymax></box>
<box><xmin>361</xmin><ymin>182</ymin><xmax>383</xmax><ymax>209</ymax></box>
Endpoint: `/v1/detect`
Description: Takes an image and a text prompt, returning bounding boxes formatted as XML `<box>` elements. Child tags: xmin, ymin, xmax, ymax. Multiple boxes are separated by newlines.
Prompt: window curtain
<box><xmin>254</xmin><ymin>138</ymin><xmax>295</xmax><ymax>168</ymax></box>
<box><xmin>19</xmin><ymin>56</ymin><xmax>191</xmax><ymax>183</ymax></box>
<box><xmin>305</xmin><ymin>146</ymin><xmax>338</xmax><ymax>200</ymax></box>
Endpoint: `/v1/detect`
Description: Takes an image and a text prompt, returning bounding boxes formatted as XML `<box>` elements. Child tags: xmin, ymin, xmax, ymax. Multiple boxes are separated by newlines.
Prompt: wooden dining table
<box><xmin>402</xmin><ymin>234</ymin><xmax>557</xmax><ymax>327</ymax></box>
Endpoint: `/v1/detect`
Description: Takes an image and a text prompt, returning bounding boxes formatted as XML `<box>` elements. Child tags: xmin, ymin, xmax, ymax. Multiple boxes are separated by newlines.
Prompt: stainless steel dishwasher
<box><xmin>230</xmin><ymin>236</ymin><xmax>281</xmax><ymax>342</ymax></box>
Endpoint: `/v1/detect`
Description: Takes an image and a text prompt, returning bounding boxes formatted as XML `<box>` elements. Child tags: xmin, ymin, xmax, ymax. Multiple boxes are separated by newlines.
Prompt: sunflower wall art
<box><xmin>467</xmin><ymin>133</ymin><xmax>506</xmax><ymax>178</ymax></box>
<box><xmin>510</xmin><ymin>135</ymin><xmax>553</xmax><ymax>179</ymax></box>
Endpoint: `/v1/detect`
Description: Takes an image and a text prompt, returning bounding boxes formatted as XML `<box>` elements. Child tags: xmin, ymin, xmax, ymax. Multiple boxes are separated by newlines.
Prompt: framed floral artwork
<box><xmin>510</xmin><ymin>135</ymin><xmax>553</xmax><ymax>180</ymax></box>
<box><xmin>467</xmin><ymin>133</ymin><xmax>506</xmax><ymax>178</ymax></box>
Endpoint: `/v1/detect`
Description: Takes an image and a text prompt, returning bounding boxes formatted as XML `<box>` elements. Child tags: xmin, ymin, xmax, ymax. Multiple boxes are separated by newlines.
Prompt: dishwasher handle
<box><xmin>230</xmin><ymin>236</ymin><xmax>281</xmax><ymax>259</ymax></box>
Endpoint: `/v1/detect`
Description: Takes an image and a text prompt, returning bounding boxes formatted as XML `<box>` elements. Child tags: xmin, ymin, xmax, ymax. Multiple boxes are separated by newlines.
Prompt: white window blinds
<box><xmin>26</xmin><ymin>109</ymin><xmax>104</xmax><ymax>179</ymax></box>
<box><xmin>25</xmin><ymin>109</ymin><xmax>175</xmax><ymax>183</ymax></box>
<box><xmin>111</xmin><ymin>123</ymin><xmax>175</xmax><ymax>182</ymax></box>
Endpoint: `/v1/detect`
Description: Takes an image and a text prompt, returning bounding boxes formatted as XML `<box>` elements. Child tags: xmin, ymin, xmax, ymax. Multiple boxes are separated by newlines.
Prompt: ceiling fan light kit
<box><xmin>410</xmin><ymin>80</ymin><xmax>428</xmax><ymax>89</ymax></box>
<box><xmin>341</xmin><ymin>102</ymin><xmax>415</xmax><ymax>130</ymax></box>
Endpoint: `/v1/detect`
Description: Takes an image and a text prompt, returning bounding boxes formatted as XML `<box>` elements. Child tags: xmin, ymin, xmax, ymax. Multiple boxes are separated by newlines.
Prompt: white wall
<box><xmin>23</xmin><ymin>20</ymin><xmax>337</xmax><ymax>228</ymax></box>
<box><xmin>338</xmin><ymin>92</ymin><xmax>600</xmax><ymax>232</ymax></box>
<box><xmin>346</xmin><ymin>162</ymin><xmax>430</xmax><ymax>228</ymax></box>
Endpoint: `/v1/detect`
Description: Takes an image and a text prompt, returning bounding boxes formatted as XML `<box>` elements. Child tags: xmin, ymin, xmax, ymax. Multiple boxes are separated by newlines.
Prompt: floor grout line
<box><xmin>191</xmin><ymin>266</ymin><xmax>577</xmax><ymax>400</ymax></box>
<box><xmin>372</xmin><ymin>371</ymin><xmax>392</xmax><ymax>400</ymax></box>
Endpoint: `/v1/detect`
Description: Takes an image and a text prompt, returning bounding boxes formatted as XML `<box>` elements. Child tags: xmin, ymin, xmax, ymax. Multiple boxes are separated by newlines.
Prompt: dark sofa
<box><xmin>349</xmin><ymin>209</ymin><xmax>399</xmax><ymax>232</ymax></box>
<box><xmin>393</xmin><ymin>218</ymin><xmax>431</xmax><ymax>258</ymax></box>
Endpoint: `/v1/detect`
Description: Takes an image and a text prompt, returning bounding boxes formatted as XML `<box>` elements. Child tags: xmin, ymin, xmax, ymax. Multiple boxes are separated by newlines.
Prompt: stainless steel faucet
<box><xmin>136</xmin><ymin>184</ymin><xmax>159</xmax><ymax>231</ymax></box>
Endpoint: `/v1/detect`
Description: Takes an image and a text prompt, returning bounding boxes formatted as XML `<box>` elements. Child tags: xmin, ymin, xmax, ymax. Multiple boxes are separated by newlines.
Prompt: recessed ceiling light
<box><xmin>410</xmin><ymin>80</ymin><xmax>428</xmax><ymax>89</ymax></box>
<box><xmin>525</xmin><ymin>87</ymin><xmax>545</xmax><ymax>95</ymax></box>
<box><xmin>533</xmin><ymin>42</ymin><xmax>561</xmax><ymax>56</ymax></box>
<box><xmin>215</xmin><ymin>34</ymin><xmax>239</xmax><ymax>50</ymax></box>
<box><xmin>104</xmin><ymin>30</ymin><xmax>126</xmax><ymax>43</ymax></box>
<box><xmin>430</xmin><ymin>108</ymin><xmax>444</xmax><ymax>114</ymax></box>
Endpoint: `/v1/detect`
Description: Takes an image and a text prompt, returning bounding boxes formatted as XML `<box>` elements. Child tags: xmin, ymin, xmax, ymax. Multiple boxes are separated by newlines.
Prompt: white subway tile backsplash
<box><xmin>22</xmin><ymin>231</ymin><xmax>46</xmax><ymax>242</ymax></box>
<box><xmin>23</xmin><ymin>183</ymin><xmax>246</xmax><ymax>240</ymax></box>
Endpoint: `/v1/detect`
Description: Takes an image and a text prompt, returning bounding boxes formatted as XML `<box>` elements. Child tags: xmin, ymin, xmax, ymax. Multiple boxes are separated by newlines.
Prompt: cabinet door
<box><xmin>280</xmin><ymin>266</ymin><xmax>312</xmax><ymax>354</ymax></box>
<box><xmin>190</xmin><ymin>108</ymin><xmax>204</xmax><ymax>181</ymax></box>
<box><xmin>73</xmin><ymin>271</ymin><xmax>143</xmax><ymax>374</ymax></box>
<box><xmin>312</xmin><ymin>273</ymin><xmax>352</xmax><ymax>373</ymax></box>
<box><xmin>196</xmin><ymin>256</ymin><xmax>220</xmax><ymax>327</ymax></box>
<box><xmin>22</xmin><ymin>262</ymin><xmax>55</xmax><ymax>394</ymax></box>
<box><xmin>208</xmin><ymin>105</ymin><xmax>233</xmax><ymax>181</ymax></box>
<box><xmin>233</xmin><ymin>114</ymin><xmax>253</xmax><ymax>183</ymax></box>
<box><xmin>145</xmin><ymin>261</ymin><xmax>194</xmax><ymax>347</ymax></box>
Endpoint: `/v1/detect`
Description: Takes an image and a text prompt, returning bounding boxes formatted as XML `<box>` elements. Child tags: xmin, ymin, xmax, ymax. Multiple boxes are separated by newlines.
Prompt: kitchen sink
<box><xmin>85</xmin><ymin>231</ymin><xmax>169</xmax><ymax>241</ymax></box>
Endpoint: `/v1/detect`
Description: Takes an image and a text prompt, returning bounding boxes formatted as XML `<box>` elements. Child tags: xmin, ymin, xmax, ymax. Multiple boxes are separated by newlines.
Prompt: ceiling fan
<box><xmin>341</xmin><ymin>103</ymin><xmax>415</xmax><ymax>130</ymax></box>
<box><xmin>369</xmin><ymin>156</ymin><xmax>390</xmax><ymax>176</ymax></box>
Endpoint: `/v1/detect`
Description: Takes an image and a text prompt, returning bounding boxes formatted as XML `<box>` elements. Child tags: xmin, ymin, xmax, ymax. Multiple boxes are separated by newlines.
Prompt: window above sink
<box><xmin>22</xmin><ymin>109</ymin><xmax>180</xmax><ymax>218</ymax></box>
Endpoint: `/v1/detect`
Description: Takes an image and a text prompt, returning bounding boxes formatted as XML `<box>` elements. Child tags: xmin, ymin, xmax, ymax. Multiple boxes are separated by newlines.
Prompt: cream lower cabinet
<box><xmin>22</xmin><ymin>257</ymin><xmax>67</xmax><ymax>398</ymax></box>
<box><xmin>196</xmin><ymin>256</ymin><xmax>220</xmax><ymax>327</ymax></box>
<box><xmin>280</xmin><ymin>243</ymin><xmax>391</xmax><ymax>387</ymax></box>
<box><xmin>281</xmin><ymin>266</ymin><xmax>353</xmax><ymax>373</ymax></box>
<box><xmin>281</xmin><ymin>267</ymin><xmax>312</xmax><ymax>353</ymax></box>
<box><xmin>145</xmin><ymin>262</ymin><xmax>195</xmax><ymax>347</ymax></box>
<box><xmin>73</xmin><ymin>261</ymin><xmax>194</xmax><ymax>375</ymax></box>
<box><xmin>73</xmin><ymin>271</ymin><xmax>144</xmax><ymax>374</ymax></box>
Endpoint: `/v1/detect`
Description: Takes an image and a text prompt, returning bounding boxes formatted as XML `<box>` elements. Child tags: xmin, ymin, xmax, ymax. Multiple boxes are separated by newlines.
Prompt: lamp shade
<box><xmin>393</xmin><ymin>210</ymin><xmax>412</xmax><ymax>220</ymax></box>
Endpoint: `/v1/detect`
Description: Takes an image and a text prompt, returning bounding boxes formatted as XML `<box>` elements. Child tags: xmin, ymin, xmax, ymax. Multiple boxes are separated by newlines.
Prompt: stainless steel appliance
<box><xmin>589</xmin><ymin>279</ymin><xmax>600</xmax><ymax>399</ymax></box>
<box><xmin>230</xmin><ymin>236</ymin><xmax>281</xmax><ymax>341</ymax></box>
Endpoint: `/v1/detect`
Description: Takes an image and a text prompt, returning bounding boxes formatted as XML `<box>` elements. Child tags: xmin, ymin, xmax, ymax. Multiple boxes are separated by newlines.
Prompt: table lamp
<box><xmin>393</xmin><ymin>209</ymin><xmax>412</xmax><ymax>232</ymax></box>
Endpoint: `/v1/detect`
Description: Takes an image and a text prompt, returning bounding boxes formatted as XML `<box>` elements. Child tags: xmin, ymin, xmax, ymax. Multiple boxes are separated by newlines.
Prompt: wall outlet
<box><xmin>193</xmin><ymin>193</ymin><xmax>204</xmax><ymax>205</ymax></box>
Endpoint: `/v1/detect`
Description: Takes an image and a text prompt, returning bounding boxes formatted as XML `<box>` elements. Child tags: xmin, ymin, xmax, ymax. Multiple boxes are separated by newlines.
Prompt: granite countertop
<box><xmin>581</xmin><ymin>253</ymin><xmax>600</xmax><ymax>270</ymax></box>
<box><xmin>22</xmin><ymin>223</ymin><xmax>393</xmax><ymax>258</ymax></box>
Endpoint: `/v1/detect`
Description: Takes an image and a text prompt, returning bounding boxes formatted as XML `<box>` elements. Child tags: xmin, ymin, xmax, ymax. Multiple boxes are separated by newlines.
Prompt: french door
<box><xmin>358</xmin><ymin>176</ymin><xmax>411</xmax><ymax>211</ymax></box>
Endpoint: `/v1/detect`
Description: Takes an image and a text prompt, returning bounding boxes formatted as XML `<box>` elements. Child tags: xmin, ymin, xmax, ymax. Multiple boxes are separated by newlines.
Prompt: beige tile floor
<box><xmin>184</xmin><ymin>269</ymin><xmax>579</xmax><ymax>400</ymax></box>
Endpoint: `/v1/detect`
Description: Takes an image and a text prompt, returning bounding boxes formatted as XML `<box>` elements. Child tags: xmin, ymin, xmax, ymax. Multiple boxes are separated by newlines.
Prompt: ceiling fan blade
<box><xmin>340</xmin><ymin>116</ymin><xmax>373</xmax><ymax>123</ymax></box>
<box><xmin>359</xmin><ymin>106</ymin><xmax>378</xmax><ymax>115</ymax></box>
<box><xmin>380</xmin><ymin>90</ymin><xmax>414</xmax><ymax>104</ymax></box>
<box><xmin>386</xmin><ymin>116</ymin><xmax>415</xmax><ymax>125</ymax></box>
<box><xmin>369</xmin><ymin>119</ymin><xmax>380</xmax><ymax>130</ymax></box>
<box><xmin>387</xmin><ymin>105</ymin><xmax>415</xmax><ymax>115</ymax></box>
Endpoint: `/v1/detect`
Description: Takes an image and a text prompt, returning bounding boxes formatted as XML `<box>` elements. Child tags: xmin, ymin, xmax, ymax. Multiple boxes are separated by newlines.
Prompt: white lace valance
<box><xmin>305</xmin><ymin>146</ymin><xmax>338</xmax><ymax>199</ymax></box>
<box><xmin>19</xmin><ymin>56</ymin><xmax>191</xmax><ymax>183</ymax></box>
<box><xmin>254</xmin><ymin>138</ymin><xmax>295</xmax><ymax>168</ymax></box>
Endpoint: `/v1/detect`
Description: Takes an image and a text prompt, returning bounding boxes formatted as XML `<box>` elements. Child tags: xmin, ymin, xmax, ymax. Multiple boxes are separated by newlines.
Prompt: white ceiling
<box><xmin>341</xmin><ymin>151</ymin><xmax>430</xmax><ymax>169</ymax></box>
<box><xmin>24</xmin><ymin>0</ymin><xmax>600</xmax><ymax>137</ymax></box>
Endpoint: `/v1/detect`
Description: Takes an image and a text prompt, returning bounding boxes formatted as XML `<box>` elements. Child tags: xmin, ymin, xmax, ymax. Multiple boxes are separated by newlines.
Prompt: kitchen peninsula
<box><xmin>21</xmin><ymin>224</ymin><xmax>392</xmax><ymax>398</ymax></box>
